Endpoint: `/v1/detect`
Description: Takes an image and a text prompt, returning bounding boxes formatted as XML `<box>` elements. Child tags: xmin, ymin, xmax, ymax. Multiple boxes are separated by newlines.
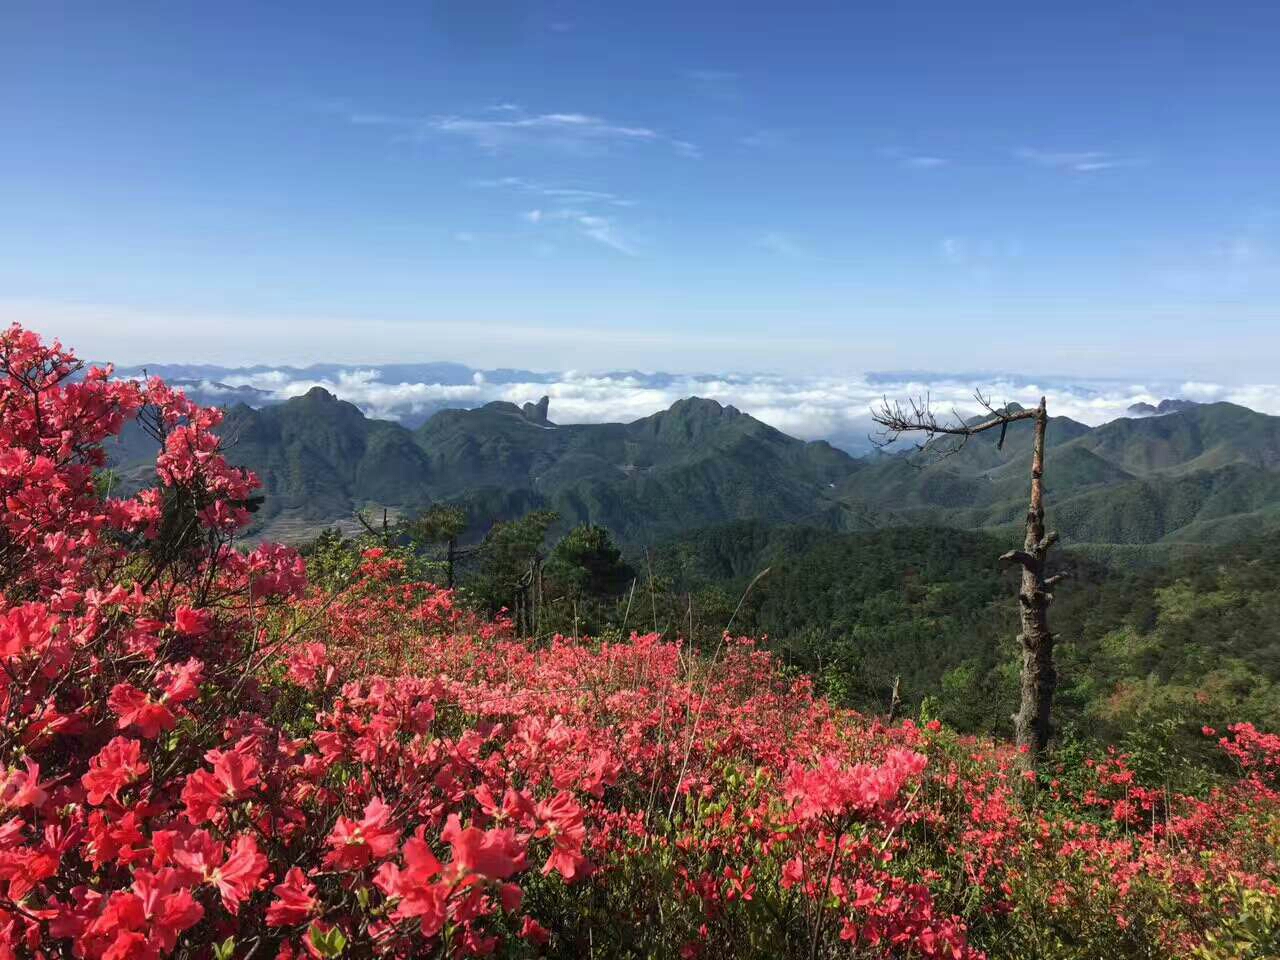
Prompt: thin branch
<box><xmin>999</xmin><ymin>550</ymin><xmax>1039</xmax><ymax>571</ymax></box>
<box><xmin>869</xmin><ymin>390</ymin><xmax>1037</xmax><ymax>462</ymax></box>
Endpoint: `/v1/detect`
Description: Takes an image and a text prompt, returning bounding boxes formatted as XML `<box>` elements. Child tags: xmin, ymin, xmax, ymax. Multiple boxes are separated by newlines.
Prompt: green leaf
<box><xmin>307</xmin><ymin>923</ymin><xmax>348</xmax><ymax>958</ymax></box>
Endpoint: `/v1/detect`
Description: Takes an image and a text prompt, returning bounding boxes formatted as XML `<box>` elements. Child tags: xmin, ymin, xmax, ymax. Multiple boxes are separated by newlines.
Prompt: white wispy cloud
<box><xmin>884</xmin><ymin>148</ymin><xmax>949</xmax><ymax>169</ymax></box>
<box><xmin>475</xmin><ymin>176</ymin><xmax>635</xmax><ymax>207</ymax></box>
<box><xmin>543</xmin><ymin>188</ymin><xmax>634</xmax><ymax>204</ymax></box>
<box><xmin>347</xmin><ymin>105</ymin><xmax>695</xmax><ymax>157</ymax></box>
<box><xmin>476</xmin><ymin>177</ymin><xmax>644</xmax><ymax>254</ymax></box>
<box><xmin>515</xmin><ymin>206</ymin><xmax>640</xmax><ymax>255</ymax></box>
<box><xmin>571</xmin><ymin>214</ymin><xmax>638</xmax><ymax>255</ymax></box>
<box><xmin>1014</xmin><ymin>148</ymin><xmax>1140</xmax><ymax>172</ymax></box>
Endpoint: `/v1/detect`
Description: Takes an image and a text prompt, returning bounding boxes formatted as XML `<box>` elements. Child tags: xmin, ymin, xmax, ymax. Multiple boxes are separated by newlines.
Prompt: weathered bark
<box><xmin>872</xmin><ymin>390</ymin><xmax>1066</xmax><ymax>773</ymax></box>
<box><xmin>1001</xmin><ymin>398</ymin><xmax>1057</xmax><ymax>768</ymax></box>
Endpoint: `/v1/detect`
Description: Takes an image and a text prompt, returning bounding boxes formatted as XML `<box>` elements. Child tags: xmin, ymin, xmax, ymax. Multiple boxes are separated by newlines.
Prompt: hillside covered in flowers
<box><xmin>3</xmin><ymin>322</ymin><xmax>1280</xmax><ymax>959</ymax></box>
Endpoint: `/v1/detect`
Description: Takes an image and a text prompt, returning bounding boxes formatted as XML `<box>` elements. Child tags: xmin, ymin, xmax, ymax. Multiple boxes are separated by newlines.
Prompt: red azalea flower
<box><xmin>82</xmin><ymin>737</ymin><xmax>149</xmax><ymax>805</ymax></box>
<box><xmin>520</xmin><ymin>916</ymin><xmax>551</xmax><ymax>945</ymax></box>
<box><xmin>324</xmin><ymin>797</ymin><xmax>400</xmax><ymax>870</ymax></box>
<box><xmin>267</xmin><ymin>867</ymin><xmax>318</xmax><ymax>927</ymax></box>
<box><xmin>442</xmin><ymin>814</ymin><xmax>523</xmax><ymax>881</ymax></box>
<box><xmin>374</xmin><ymin>831</ymin><xmax>448</xmax><ymax>932</ymax></box>
<box><xmin>182</xmin><ymin>740</ymin><xmax>261</xmax><ymax>824</ymax></box>
<box><xmin>173</xmin><ymin>605</ymin><xmax>212</xmax><ymax>637</ymax></box>
<box><xmin>108</xmin><ymin>683</ymin><xmax>176</xmax><ymax>739</ymax></box>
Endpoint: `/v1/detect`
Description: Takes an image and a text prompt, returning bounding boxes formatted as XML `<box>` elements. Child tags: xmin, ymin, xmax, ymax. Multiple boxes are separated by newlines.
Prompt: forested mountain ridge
<box><xmin>106</xmin><ymin>390</ymin><xmax>860</xmax><ymax>542</ymax></box>
<box><xmin>838</xmin><ymin>401</ymin><xmax>1280</xmax><ymax>548</ymax></box>
<box><xmin>104</xmin><ymin>392</ymin><xmax>1280</xmax><ymax>548</ymax></box>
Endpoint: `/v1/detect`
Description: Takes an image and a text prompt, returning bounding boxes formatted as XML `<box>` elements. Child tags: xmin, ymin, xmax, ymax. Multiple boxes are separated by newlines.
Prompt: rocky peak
<box><xmin>1126</xmin><ymin>398</ymin><xmax>1200</xmax><ymax>418</ymax></box>
<box><xmin>521</xmin><ymin>396</ymin><xmax>551</xmax><ymax>425</ymax></box>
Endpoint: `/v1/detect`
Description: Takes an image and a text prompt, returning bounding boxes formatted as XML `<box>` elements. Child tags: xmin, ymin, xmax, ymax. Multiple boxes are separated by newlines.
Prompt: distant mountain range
<box><xmin>109</xmin><ymin>361</ymin><xmax>1275</xmax><ymax>460</ymax></box>
<box><xmin>105</xmin><ymin>362</ymin><xmax>519</xmax><ymax>430</ymax></box>
<box><xmin>104</xmin><ymin>390</ymin><xmax>1280</xmax><ymax>550</ymax></box>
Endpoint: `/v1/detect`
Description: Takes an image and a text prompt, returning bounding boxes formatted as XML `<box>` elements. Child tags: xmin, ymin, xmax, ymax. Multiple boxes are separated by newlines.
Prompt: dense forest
<box><xmin>644</xmin><ymin>522</ymin><xmax>1280</xmax><ymax>769</ymax></box>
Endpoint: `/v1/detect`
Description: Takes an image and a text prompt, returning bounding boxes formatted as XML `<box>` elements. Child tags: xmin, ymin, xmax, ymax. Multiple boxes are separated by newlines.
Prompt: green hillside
<box><xmin>1071</xmin><ymin>401</ymin><xmax>1280</xmax><ymax>474</ymax></box>
<box><xmin>220</xmin><ymin>388</ymin><xmax>437</xmax><ymax>521</ymax></box>
<box><xmin>837</xmin><ymin>402</ymin><xmax>1280</xmax><ymax>548</ymax></box>
<box><xmin>178</xmin><ymin>392</ymin><xmax>861</xmax><ymax>541</ymax></box>
<box><xmin>644</xmin><ymin>521</ymin><xmax>1280</xmax><ymax>753</ymax></box>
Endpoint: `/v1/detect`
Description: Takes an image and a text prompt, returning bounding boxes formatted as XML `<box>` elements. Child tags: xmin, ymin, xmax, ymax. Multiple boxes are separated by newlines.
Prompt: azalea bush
<box><xmin>1</xmin><ymin>322</ymin><xmax>1279</xmax><ymax>960</ymax></box>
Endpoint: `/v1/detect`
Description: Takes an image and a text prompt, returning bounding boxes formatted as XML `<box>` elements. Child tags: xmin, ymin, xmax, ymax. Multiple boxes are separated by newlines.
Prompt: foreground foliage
<box><xmin>3</xmin><ymin>323</ymin><xmax>1280</xmax><ymax>959</ymax></box>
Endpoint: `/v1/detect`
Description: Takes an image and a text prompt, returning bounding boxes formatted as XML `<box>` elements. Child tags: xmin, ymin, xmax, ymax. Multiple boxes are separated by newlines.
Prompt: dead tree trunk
<box><xmin>872</xmin><ymin>391</ymin><xmax>1067</xmax><ymax>773</ymax></box>
<box><xmin>999</xmin><ymin>399</ymin><xmax>1064</xmax><ymax>766</ymax></box>
<box><xmin>887</xmin><ymin>675</ymin><xmax>902</xmax><ymax>723</ymax></box>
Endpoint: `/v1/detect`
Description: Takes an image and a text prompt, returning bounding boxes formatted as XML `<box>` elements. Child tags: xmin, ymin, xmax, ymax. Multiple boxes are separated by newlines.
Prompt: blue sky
<box><xmin>3</xmin><ymin>1</ymin><xmax>1278</xmax><ymax>378</ymax></box>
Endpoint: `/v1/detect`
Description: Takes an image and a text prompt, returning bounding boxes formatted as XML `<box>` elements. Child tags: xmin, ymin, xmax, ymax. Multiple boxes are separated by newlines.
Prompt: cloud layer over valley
<box><xmin>119</xmin><ymin>363</ymin><xmax>1280</xmax><ymax>455</ymax></box>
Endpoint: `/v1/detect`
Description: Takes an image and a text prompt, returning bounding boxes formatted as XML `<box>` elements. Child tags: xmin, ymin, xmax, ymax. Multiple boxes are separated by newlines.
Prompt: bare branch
<box><xmin>999</xmin><ymin>550</ymin><xmax>1038</xmax><ymax>571</ymax></box>
<box><xmin>869</xmin><ymin>390</ymin><xmax>1038</xmax><ymax>462</ymax></box>
<box><xmin>353</xmin><ymin>510</ymin><xmax>383</xmax><ymax>539</ymax></box>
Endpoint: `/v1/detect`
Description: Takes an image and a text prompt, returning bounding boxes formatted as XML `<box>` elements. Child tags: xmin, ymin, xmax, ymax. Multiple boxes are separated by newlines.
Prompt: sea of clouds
<box><xmin>133</xmin><ymin>364</ymin><xmax>1280</xmax><ymax>455</ymax></box>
